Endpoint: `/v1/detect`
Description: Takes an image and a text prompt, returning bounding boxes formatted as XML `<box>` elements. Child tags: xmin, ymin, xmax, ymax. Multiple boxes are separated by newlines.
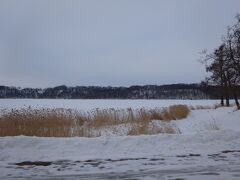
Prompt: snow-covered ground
<box><xmin>0</xmin><ymin>99</ymin><xmax>240</xmax><ymax>179</ymax></box>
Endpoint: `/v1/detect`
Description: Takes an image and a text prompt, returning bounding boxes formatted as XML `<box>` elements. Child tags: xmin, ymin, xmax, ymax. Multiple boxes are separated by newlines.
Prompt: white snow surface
<box><xmin>0</xmin><ymin>99</ymin><xmax>219</xmax><ymax>111</ymax></box>
<box><xmin>0</xmin><ymin>100</ymin><xmax>240</xmax><ymax>179</ymax></box>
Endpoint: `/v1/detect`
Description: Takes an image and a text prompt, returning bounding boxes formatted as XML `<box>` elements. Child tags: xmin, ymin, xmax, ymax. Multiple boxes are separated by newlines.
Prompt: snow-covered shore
<box><xmin>0</xmin><ymin>100</ymin><xmax>240</xmax><ymax>179</ymax></box>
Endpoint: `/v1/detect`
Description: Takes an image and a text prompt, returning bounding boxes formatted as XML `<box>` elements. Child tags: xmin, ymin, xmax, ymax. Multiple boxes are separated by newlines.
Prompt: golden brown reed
<box><xmin>0</xmin><ymin>105</ymin><xmax>189</xmax><ymax>137</ymax></box>
<box><xmin>127</xmin><ymin>121</ymin><xmax>181</xmax><ymax>136</ymax></box>
<box><xmin>0</xmin><ymin>108</ymin><xmax>85</xmax><ymax>137</ymax></box>
<box><xmin>168</xmin><ymin>105</ymin><xmax>190</xmax><ymax>120</ymax></box>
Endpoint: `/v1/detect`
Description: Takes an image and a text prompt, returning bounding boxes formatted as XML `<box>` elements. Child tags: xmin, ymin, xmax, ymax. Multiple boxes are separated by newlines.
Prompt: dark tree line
<box><xmin>0</xmin><ymin>84</ymin><xmax>210</xmax><ymax>99</ymax></box>
<box><xmin>201</xmin><ymin>15</ymin><xmax>240</xmax><ymax>109</ymax></box>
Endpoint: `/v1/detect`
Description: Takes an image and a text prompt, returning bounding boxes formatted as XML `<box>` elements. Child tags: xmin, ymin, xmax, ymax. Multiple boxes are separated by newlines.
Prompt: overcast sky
<box><xmin>0</xmin><ymin>0</ymin><xmax>240</xmax><ymax>88</ymax></box>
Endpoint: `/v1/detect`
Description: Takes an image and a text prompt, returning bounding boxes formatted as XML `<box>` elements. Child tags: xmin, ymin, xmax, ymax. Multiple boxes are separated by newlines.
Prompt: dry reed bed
<box><xmin>0</xmin><ymin>105</ymin><xmax>190</xmax><ymax>137</ymax></box>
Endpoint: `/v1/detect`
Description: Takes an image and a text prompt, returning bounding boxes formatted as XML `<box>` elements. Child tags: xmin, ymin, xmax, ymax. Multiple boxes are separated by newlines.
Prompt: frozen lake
<box><xmin>0</xmin><ymin>99</ymin><xmax>219</xmax><ymax>110</ymax></box>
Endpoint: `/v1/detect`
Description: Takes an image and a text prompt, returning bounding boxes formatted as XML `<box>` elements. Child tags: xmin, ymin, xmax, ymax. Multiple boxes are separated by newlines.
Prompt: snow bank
<box><xmin>0</xmin><ymin>107</ymin><xmax>239</xmax><ymax>163</ymax></box>
<box><xmin>177</xmin><ymin>107</ymin><xmax>240</xmax><ymax>134</ymax></box>
<box><xmin>0</xmin><ymin>130</ymin><xmax>240</xmax><ymax>163</ymax></box>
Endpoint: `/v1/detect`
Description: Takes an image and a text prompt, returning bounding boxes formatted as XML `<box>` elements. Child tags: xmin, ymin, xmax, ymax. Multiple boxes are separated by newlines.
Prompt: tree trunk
<box><xmin>227</xmin><ymin>77</ymin><xmax>239</xmax><ymax>109</ymax></box>
<box><xmin>220</xmin><ymin>75</ymin><xmax>225</xmax><ymax>106</ymax></box>
<box><xmin>232</xmin><ymin>86</ymin><xmax>240</xmax><ymax>109</ymax></box>
<box><xmin>223</xmin><ymin>73</ymin><xmax>230</xmax><ymax>106</ymax></box>
<box><xmin>220</xmin><ymin>95</ymin><xmax>224</xmax><ymax>106</ymax></box>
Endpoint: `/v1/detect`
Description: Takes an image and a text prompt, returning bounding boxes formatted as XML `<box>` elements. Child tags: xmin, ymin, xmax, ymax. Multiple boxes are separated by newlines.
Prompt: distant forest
<box><xmin>0</xmin><ymin>84</ymin><xmax>236</xmax><ymax>99</ymax></box>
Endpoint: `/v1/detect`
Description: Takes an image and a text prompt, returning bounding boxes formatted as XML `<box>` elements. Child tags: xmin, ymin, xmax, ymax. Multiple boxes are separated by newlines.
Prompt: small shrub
<box><xmin>168</xmin><ymin>105</ymin><xmax>190</xmax><ymax>120</ymax></box>
<box><xmin>127</xmin><ymin>121</ymin><xmax>149</xmax><ymax>136</ymax></box>
<box><xmin>205</xmin><ymin>120</ymin><xmax>220</xmax><ymax>131</ymax></box>
<box><xmin>127</xmin><ymin>121</ymin><xmax>180</xmax><ymax>136</ymax></box>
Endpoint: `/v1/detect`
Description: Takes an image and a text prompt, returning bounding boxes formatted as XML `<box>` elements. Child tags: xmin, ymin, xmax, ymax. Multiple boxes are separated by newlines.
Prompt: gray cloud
<box><xmin>0</xmin><ymin>0</ymin><xmax>240</xmax><ymax>87</ymax></box>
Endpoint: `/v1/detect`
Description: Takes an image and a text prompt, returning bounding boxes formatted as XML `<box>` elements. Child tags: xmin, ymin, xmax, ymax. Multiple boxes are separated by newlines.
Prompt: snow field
<box><xmin>0</xmin><ymin>99</ymin><xmax>240</xmax><ymax>179</ymax></box>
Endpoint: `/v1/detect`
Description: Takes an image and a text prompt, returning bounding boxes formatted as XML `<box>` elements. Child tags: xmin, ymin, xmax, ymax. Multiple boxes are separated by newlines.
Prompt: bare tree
<box><xmin>201</xmin><ymin>44</ymin><xmax>229</xmax><ymax>106</ymax></box>
<box><xmin>223</xmin><ymin>15</ymin><xmax>240</xmax><ymax>108</ymax></box>
<box><xmin>201</xmin><ymin>15</ymin><xmax>240</xmax><ymax>109</ymax></box>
